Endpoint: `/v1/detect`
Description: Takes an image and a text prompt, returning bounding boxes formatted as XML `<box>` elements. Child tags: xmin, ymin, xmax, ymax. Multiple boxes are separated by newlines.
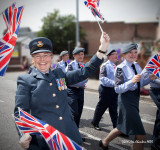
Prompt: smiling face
<box><xmin>108</xmin><ymin>51</ymin><xmax>118</xmax><ymax>63</ymax></box>
<box><xmin>124</xmin><ymin>49</ymin><xmax>138</xmax><ymax>63</ymax></box>
<box><xmin>73</xmin><ymin>52</ymin><xmax>84</xmax><ymax>62</ymax></box>
<box><xmin>32</xmin><ymin>52</ymin><xmax>53</xmax><ymax>73</ymax></box>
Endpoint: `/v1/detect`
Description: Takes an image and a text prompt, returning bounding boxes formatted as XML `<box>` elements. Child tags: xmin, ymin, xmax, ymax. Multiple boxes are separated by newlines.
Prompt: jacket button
<box><xmin>56</xmin><ymin>105</ymin><xmax>59</xmax><ymax>109</ymax></box>
<box><xmin>49</xmin><ymin>83</ymin><xmax>53</xmax><ymax>86</ymax></box>
<box><xmin>52</xmin><ymin>93</ymin><xmax>56</xmax><ymax>97</ymax></box>
<box><xmin>59</xmin><ymin>117</ymin><xmax>63</xmax><ymax>120</ymax></box>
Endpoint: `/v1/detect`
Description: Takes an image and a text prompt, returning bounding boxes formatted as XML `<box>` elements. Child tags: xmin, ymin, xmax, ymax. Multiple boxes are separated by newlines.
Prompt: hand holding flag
<box><xmin>19</xmin><ymin>133</ymin><xmax>32</xmax><ymax>149</ymax></box>
<box><xmin>14</xmin><ymin>107</ymin><xmax>83</xmax><ymax>150</ymax></box>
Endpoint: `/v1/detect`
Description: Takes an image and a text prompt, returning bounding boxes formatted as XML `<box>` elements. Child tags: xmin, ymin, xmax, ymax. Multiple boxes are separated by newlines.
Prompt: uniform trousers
<box><xmin>149</xmin><ymin>88</ymin><xmax>160</xmax><ymax>148</ymax></box>
<box><xmin>92</xmin><ymin>85</ymin><xmax>118</xmax><ymax>128</ymax></box>
<box><xmin>67</xmin><ymin>87</ymin><xmax>84</xmax><ymax>128</ymax></box>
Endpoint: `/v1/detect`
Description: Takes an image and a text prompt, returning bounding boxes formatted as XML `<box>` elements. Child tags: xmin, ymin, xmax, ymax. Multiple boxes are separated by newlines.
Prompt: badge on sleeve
<box><xmin>116</xmin><ymin>68</ymin><xmax>123</xmax><ymax>77</ymax></box>
<box><xmin>100</xmin><ymin>65</ymin><xmax>107</xmax><ymax>77</ymax></box>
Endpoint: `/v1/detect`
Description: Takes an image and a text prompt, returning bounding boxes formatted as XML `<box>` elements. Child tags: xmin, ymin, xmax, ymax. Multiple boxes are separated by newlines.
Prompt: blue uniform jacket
<box><xmin>14</xmin><ymin>54</ymin><xmax>103</xmax><ymax>145</ymax></box>
<box><xmin>56</xmin><ymin>60</ymin><xmax>67</xmax><ymax>73</ymax></box>
<box><xmin>114</xmin><ymin>60</ymin><xmax>152</xmax><ymax>94</ymax></box>
<box><xmin>99</xmin><ymin>60</ymin><xmax>115</xmax><ymax>87</ymax></box>
<box><xmin>66</xmin><ymin>60</ymin><xmax>87</xmax><ymax>88</ymax></box>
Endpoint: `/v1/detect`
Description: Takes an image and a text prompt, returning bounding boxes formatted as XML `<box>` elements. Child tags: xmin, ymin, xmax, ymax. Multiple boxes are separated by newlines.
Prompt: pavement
<box><xmin>86</xmin><ymin>78</ymin><xmax>153</xmax><ymax>103</ymax></box>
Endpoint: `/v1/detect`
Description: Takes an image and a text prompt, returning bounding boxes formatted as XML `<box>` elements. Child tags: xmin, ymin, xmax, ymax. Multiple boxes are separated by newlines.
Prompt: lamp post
<box><xmin>156</xmin><ymin>8</ymin><xmax>160</xmax><ymax>40</ymax></box>
<box><xmin>76</xmin><ymin>0</ymin><xmax>80</xmax><ymax>48</ymax></box>
<box><xmin>68</xmin><ymin>40</ymin><xmax>73</xmax><ymax>58</ymax></box>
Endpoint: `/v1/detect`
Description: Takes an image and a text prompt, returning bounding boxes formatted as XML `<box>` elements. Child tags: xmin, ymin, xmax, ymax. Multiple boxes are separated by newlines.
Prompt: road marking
<box><xmin>0</xmin><ymin>100</ymin><xmax>4</xmax><ymax>102</ymax></box>
<box><xmin>83</xmin><ymin>106</ymin><xmax>155</xmax><ymax>125</ymax></box>
<box><xmin>141</xmin><ymin>119</ymin><xmax>154</xmax><ymax>125</ymax></box>
<box><xmin>85</xmin><ymin>90</ymin><xmax>98</xmax><ymax>95</ymax></box>
<box><xmin>152</xmin><ymin>105</ymin><xmax>157</xmax><ymax>108</ymax></box>
<box><xmin>80</xmin><ymin>130</ymin><xmax>128</xmax><ymax>150</ymax></box>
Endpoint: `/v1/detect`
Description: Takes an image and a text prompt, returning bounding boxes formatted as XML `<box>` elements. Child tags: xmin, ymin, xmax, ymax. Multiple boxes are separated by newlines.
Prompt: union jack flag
<box><xmin>2</xmin><ymin>3</ymin><xmax>16</xmax><ymax>37</ymax></box>
<box><xmin>14</xmin><ymin>108</ymin><xmax>83</xmax><ymax>150</ymax></box>
<box><xmin>84</xmin><ymin>0</ymin><xmax>104</xmax><ymax>22</ymax></box>
<box><xmin>145</xmin><ymin>53</ymin><xmax>160</xmax><ymax>78</ymax></box>
<box><xmin>0</xmin><ymin>3</ymin><xmax>24</xmax><ymax>76</ymax></box>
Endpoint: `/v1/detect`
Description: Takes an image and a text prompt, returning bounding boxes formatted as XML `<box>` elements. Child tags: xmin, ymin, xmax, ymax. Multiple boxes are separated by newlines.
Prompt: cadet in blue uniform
<box><xmin>66</xmin><ymin>48</ymin><xmax>87</xmax><ymax>128</ymax></box>
<box><xmin>91</xmin><ymin>49</ymin><xmax>118</xmax><ymax>130</ymax></box>
<box><xmin>14</xmin><ymin>32</ymin><xmax>110</xmax><ymax>150</ymax></box>
<box><xmin>56</xmin><ymin>50</ymin><xmax>69</xmax><ymax>72</ymax></box>
<box><xmin>149</xmin><ymin>78</ymin><xmax>160</xmax><ymax>150</ymax></box>
<box><xmin>99</xmin><ymin>44</ymin><xmax>156</xmax><ymax>150</ymax></box>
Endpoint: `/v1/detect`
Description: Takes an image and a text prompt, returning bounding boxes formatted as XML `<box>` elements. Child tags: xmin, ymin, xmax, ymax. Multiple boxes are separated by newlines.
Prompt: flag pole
<box><xmin>0</xmin><ymin>11</ymin><xmax>4</xmax><ymax>15</ymax></box>
<box><xmin>95</xmin><ymin>16</ymin><xmax>103</xmax><ymax>33</ymax></box>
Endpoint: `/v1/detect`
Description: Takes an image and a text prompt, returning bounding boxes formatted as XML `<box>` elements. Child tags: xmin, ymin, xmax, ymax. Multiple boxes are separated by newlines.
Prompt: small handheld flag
<box><xmin>14</xmin><ymin>108</ymin><xmax>83</xmax><ymax>150</ymax></box>
<box><xmin>144</xmin><ymin>53</ymin><xmax>160</xmax><ymax>78</ymax></box>
<box><xmin>84</xmin><ymin>0</ymin><xmax>104</xmax><ymax>32</ymax></box>
<box><xmin>0</xmin><ymin>3</ymin><xmax>24</xmax><ymax>76</ymax></box>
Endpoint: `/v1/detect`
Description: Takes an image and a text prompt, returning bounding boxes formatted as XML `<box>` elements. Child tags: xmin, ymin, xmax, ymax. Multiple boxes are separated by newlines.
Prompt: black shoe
<box><xmin>99</xmin><ymin>140</ymin><xmax>108</xmax><ymax>150</ymax></box>
<box><xmin>151</xmin><ymin>145</ymin><xmax>160</xmax><ymax>150</ymax></box>
<box><xmin>91</xmin><ymin>122</ymin><xmax>101</xmax><ymax>130</ymax></box>
<box><xmin>119</xmin><ymin>133</ymin><xmax>129</xmax><ymax>138</ymax></box>
<box><xmin>82</xmin><ymin>137</ymin><xmax>86</xmax><ymax>142</ymax></box>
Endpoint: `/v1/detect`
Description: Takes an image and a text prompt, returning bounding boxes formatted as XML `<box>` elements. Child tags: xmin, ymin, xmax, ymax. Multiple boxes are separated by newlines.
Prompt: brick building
<box><xmin>80</xmin><ymin>21</ymin><xmax>158</xmax><ymax>56</ymax></box>
<box><xmin>79</xmin><ymin>21</ymin><xmax>158</xmax><ymax>78</ymax></box>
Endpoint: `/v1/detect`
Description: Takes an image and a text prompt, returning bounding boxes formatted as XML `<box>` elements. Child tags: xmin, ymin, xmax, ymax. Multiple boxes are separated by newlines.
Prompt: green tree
<box><xmin>37</xmin><ymin>9</ymin><xmax>86</xmax><ymax>54</ymax></box>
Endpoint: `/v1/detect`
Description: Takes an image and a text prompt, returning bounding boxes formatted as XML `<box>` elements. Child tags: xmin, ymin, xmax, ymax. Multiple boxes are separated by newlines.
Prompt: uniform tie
<box><xmin>65</xmin><ymin>62</ymin><xmax>67</xmax><ymax>67</ymax></box>
<box><xmin>131</xmin><ymin>64</ymin><xmax>140</xmax><ymax>96</ymax></box>
<box><xmin>113</xmin><ymin>64</ymin><xmax>116</xmax><ymax>69</ymax></box>
<box><xmin>45</xmin><ymin>73</ymin><xmax>49</xmax><ymax>77</ymax></box>
<box><xmin>78</xmin><ymin>63</ymin><xmax>81</xmax><ymax>68</ymax></box>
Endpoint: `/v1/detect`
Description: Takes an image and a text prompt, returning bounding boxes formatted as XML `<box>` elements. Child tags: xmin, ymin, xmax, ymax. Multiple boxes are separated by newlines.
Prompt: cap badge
<box><xmin>37</xmin><ymin>41</ymin><xmax>44</xmax><ymax>47</ymax></box>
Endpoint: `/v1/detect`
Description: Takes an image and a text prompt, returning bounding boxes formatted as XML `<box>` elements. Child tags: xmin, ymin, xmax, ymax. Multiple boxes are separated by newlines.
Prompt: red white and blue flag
<box><xmin>14</xmin><ymin>108</ymin><xmax>83</xmax><ymax>150</ymax></box>
<box><xmin>0</xmin><ymin>3</ymin><xmax>24</xmax><ymax>76</ymax></box>
<box><xmin>145</xmin><ymin>53</ymin><xmax>160</xmax><ymax>78</ymax></box>
<box><xmin>84</xmin><ymin>0</ymin><xmax>104</xmax><ymax>22</ymax></box>
<box><xmin>2</xmin><ymin>3</ymin><xmax>16</xmax><ymax>37</ymax></box>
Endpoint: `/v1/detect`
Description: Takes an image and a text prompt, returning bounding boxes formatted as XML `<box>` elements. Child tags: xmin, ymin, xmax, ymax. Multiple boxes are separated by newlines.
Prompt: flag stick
<box><xmin>12</xmin><ymin>114</ymin><xmax>23</xmax><ymax>137</ymax></box>
<box><xmin>95</xmin><ymin>16</ymin><xmax>103</xmax><ymax>33</ymax></box>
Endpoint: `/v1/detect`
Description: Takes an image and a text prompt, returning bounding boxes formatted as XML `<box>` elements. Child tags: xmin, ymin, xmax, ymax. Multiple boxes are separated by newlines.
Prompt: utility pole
<box><xmin>156</xmin><ymin>7</ymin><xmax>160</xmax><ymax>40</ymax></box>
<box><xmin>76</xmin><ymin>0</ymin><xmax>80</xmax><ymax>48</ymax></box>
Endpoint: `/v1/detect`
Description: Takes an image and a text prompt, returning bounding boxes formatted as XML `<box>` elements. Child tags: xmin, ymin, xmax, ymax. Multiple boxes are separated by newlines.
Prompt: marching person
<box><xmin>66</xmin><ymin>48</ymin><xmax>87</xmax><ymax>128</ymax></box>
<box><xmin>91</xmin><ymin>49</ymin><xmax>118</xmax><ymax>130</ymax></box>
<box><xmin>99</xmin><ymin>44</ymin><xmax>156</xmax><ymax>150</ymax></box>
<box><xmin>149</xmin><ymin>78</ymin><xmax>160</xmax><ymax>150</ymax></box>
<box><xmin>56</xmin><ymin>50</ymin><xmax>69</xmax><ymax>72</ymax></box>
<box><xmin>14</xmin><ymin>32</ymin><xmax>110</xmax><ymax>150</ymax></box>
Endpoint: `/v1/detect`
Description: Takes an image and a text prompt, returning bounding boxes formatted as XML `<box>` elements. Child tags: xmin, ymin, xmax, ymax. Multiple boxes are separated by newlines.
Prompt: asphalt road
<box><xmin>0</xmin><ymin>72</ymin><xmax>157</xmax><ymax>150</ymax></box>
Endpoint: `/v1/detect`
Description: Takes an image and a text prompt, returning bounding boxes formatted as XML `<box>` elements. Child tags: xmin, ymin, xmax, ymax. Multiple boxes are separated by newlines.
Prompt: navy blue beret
<box><xmin>122</xmin><ymin>44</ymin><xmax>138</xmax><ymax>54</ymax></box>
<box><xmin>60</xmin><ymin>50</ymin><xmax>68</xmax><ymax>57</ymax></box>
<box><xmin>29</xmin><ymin>37</ymin><xmax>53</xmax><ymax>54</ymax></box>
<box><xmin>72</xmin><ymin>47</ymin><xmax>85</xmax><ymax>55</ymax></box>
<box><xmin>106</xmin><ymin>49</ymin><xmax>116</xmax><ymax>56</ymax></box>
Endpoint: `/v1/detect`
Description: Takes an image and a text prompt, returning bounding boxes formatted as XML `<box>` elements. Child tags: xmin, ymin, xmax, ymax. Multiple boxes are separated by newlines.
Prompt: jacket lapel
<box><xmin>31</xmin><ymin>67</ymin><xmax>56</xmax><ymax>82</ymax></box>
<box><xmin>31</xmin><ymin>68</ymin><xmax>49</xmax><ymax>81</ymax></box>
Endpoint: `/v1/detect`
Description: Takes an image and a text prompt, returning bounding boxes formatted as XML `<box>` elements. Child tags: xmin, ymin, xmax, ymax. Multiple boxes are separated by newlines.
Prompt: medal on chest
<box><xmin>56</xmin><ymin>78</ymin><xmax>67</xmax><ymax>91</ymax></box>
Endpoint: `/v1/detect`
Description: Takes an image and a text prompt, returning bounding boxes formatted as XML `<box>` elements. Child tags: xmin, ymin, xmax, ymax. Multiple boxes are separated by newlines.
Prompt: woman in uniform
<box><xmin>14</xmin><ymin>32</ymin><xmax>110</xmax><ymax>150</ymax></box>
<box><xmin>99</xmin><ymin>44</ymin><xmax>156</xmax><ymax>150</ymax></box>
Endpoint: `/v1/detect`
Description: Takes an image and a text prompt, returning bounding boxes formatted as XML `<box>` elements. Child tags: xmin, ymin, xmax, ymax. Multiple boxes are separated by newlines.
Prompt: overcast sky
<box><xmin>0</xmin><ymin>0</ymin><xmax>160</xmax><ymax>37</ymax></box>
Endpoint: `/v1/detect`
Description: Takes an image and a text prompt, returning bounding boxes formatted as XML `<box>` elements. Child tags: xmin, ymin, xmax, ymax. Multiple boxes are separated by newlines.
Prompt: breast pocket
<box><xmin>124</xmin><ymin>71</ymin><xmax>133</xmax><ymax>81</ymax></box>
